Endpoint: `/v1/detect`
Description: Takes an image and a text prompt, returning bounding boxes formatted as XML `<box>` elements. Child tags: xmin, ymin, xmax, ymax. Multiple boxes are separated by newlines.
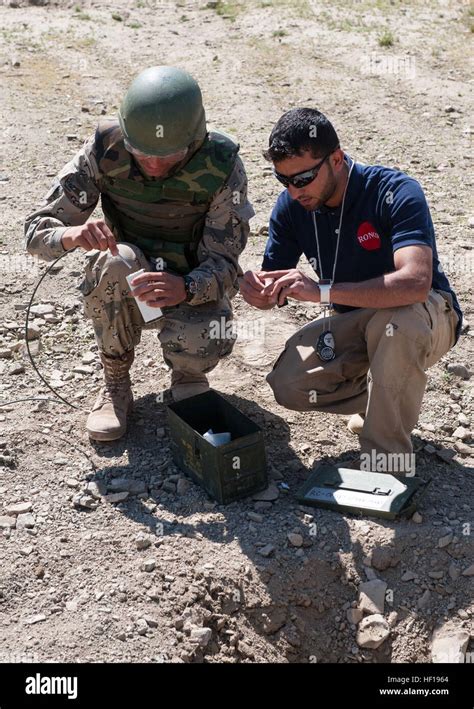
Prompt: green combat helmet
<box><xmin>118</xmin><ymin>66</ymin><xmax>207</xmax><ymax>156</ymax></box>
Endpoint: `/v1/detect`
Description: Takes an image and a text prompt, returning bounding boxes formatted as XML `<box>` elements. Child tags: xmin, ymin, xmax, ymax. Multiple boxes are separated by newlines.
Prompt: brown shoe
<box><xmin>86</xmin><ymin>351</ymin><xmax>134</xmax><ymax>441</ymax></box>
<box><xmin>170</xmin><ymin>371</ymin><xmax>209</xmax><ymax>402</ymax></box>
<box><xmin>347</xmin><ymin>412</ymin><xmax>365</xmax><ymax>435</ymax></box>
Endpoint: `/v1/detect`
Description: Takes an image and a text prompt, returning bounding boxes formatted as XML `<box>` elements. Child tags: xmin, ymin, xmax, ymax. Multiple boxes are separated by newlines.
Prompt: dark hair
<box><xmin>263</xmin><ymin>108</ymin><xmax>340</xmax><ymax>163</ymax></box>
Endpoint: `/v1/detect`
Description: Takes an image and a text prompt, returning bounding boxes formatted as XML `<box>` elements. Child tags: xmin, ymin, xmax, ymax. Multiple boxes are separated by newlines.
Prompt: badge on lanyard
<box><xmin>317</xmin><ymin>329</ymin><xmax>336</xmax><ymax>361</ymax></box>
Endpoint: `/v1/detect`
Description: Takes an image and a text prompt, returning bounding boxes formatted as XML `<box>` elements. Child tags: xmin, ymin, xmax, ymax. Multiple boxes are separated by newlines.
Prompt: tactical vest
<box><xmin>95</xmin><ymin>117</ymin><xmax>239</xmax><ymax>274</ymax></box>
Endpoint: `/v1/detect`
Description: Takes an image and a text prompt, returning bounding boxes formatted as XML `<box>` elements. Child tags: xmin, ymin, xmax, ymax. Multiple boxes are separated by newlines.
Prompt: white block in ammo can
<box><xmin>167</xmin><ymin>390</ymin><xmax>268</xmax><ymax>504</ymax></box>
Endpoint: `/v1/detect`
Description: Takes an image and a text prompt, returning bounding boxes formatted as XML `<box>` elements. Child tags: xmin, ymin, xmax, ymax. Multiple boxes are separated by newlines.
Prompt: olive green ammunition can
<box><xmin>167</xmin><ymin>391</ymin><xmax>268</xmax><ymax>504</ymax></box>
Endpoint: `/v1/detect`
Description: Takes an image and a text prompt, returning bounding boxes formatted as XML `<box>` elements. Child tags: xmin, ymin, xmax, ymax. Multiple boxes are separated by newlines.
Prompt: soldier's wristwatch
<box><xmin>183</xmin><ymin>275</ymin><xmax>198</xmax><ymax>303</ymax></box>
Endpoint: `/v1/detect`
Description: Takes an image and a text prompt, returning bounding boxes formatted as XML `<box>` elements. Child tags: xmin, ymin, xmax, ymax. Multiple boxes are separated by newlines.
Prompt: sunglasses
<box><xmin>124</xmin><ymin>138</ymin><xmax>188</xmax><ymax>162</ymax></box>
<box><xmin>273</xmin><ymin>148</ymin><xmax>337</xmax><ymax>189</ymax></box>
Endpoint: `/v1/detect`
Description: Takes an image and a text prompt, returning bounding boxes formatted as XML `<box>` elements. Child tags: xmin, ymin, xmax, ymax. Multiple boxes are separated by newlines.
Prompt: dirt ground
<box><xmin>0</xmin><ymin>0</ymin><xmax>472</xmax><ymax>665</ymax></box>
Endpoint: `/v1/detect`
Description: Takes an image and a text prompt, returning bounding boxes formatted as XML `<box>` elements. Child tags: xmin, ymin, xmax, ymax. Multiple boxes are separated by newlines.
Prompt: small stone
<box><xmin>147</xmin><ymin>587</ymin><xmax>161</xmax><ymax>602</ymax></box>
<box><xmin>258</xmin><ymin>543</ymin><xmax>275</xmax><ymax>558</ymax></box>
<box><xmin>5</xmin><ymin>501</ymin><xmax>32</xmax><ymax>516</ymax></box>
<box><xmin>358</xmin><ymin>580</ymin><xmax>387</xmax><ymax>615</ymax></box>
<box><xmin>453</xmin><ymin>426</ymin><xmax>470</xmax><ymax>441</ymax></box>
<box><xmin>247</xmin><ymin>511</ymin><xmax>263</xmax><ymax>523</ymax></box>
<box><xmin>26</xmin><ymin>324</ymin><xmax>41</xmax><ymax>341</ymax></box>
<box><xmin>156</xmin><ymin>427</ymin><xmax>165</xmax><ymax>438</ymax></box>
<box><xmin>287</xmin><ymin>533</ymin><xmax>303</xmax><ymax>548</ymax></box>
<box><xmin>448</xmin><ymin>563</ymin><xmax>460</xmax><ymax>581</ymax></box>
<box><xmin>454</xmin><ymin>441</ymin><xmax>473</xmax><ymax>457</ymax></box>
<box><xmin>72</xmin><ymin>365</ymin><xmax>94</xmax><ymax>375</ymax></box>
<box><xmin>417</xmin><ymin>589</ymin><xmax>431</xmax><ymax>610</ymax></box>
<box><xmin>356</xmin><ymin>614</ymin><xmax>390</xmax><ymax>649</ymax></box>
<box><xmin>254</xmin><ymin>501</ymin><xmax>272</xmax><ymax>511</ymax></box>
<box><xmin>0</xmin><ymin>349</ymin><xmax>13</xmax><ymax>359</ymax></box>
<box><xmin>347</xmin><ymin>608</ymin><xmax>363</xmax><ymax>625</ymax></box>
<box><xmin>438</xmin><ymin>532</ymin><xmax>453</xmax><ymax>548</ymax></box>
<box><xmin>30</xmin><ymin>304</ymin><xmax>55</xmax><ymax>316</ymax></box>
<box><xmin>16</xmin><ymin>513</ymin><xmax>35</xmax><ymax>529</ymax></box>
<box><xmin>412</xmin><ymin>511</ymin><xmax>423</xmax><ymax>523</ymax></box>
<box><xmin>142</xmin><ymin>559</ymin><xmax>156</xmax><ymax>572</ymax></box>
<box><xmin>34</xmin><ymin>565</ymin><xmax>45</xmax><ymax>579</ymax></box>
<box><xmin>431</xmin><ymin>626</ymin><xmax>470</xmax><ymax>663</ymax></box>
<box><xmin>189</xmin><ymin>627</ymin><xmax>212</xmax><ymax>647</ymax></box>
<box><xmin>136</xmin><ymin>618</ymin><xmax>148</xmax><ymax>636</ymax></box>
<box><xmin>446</xmin><ymin>364</ymin><xmax>470</xmax><ymax>379</ymax></box>
<box><xmin>106</xmin><ymin>492</ymin><xmax>129</xmax><ymax>503</ymax></box>
<box><xmin>428</xmin><ymin>570</ymin><xmax>445</xmax><ymax>579</ymax></box>
<box><xmin>53</xmin><ymin>456</ymin><xmax>69</xmax><ymax>466</ymax></box>
<box><xmin>423</xmin><ymin>443</ymin><xmax>437</xmax><ymax>454</ymax></box>
<box><xmin>252</xmin><ymin>483</ymin><xmax>279</xmax><ymax>502</ymax></box>
<box><xmin>81</xmin><ymin>352</ymin><xmax>97</xmax><ymax>364</ymax></box>
<box><xmin>420</xmin><ymin>422</ymin><xmax>436</xmax><ymax>432</ymax></box>
<box><xmin>461</xmin><ymin>564</ymin><xmax>474</xmax><ymax>577</ymax></box>
<box><xmin>8</xmin><ymin>364</ymin><xmax>25</xmax><ymax>375</ymax></box>
<box><xmin>143</xmin><ymin>616</ymin><xmax>158</xmax><ymax>628</ymax></box>
<box><xmin>85</xmin><ymin>481</ymin><xmax>106</xmax><ymax>499</ymax></box>
<box><xmin>23</xmin><ymin>614</ymin><xmax>46</xmax><ymax>625</ymax></box>
<box><xmin>176</xmin><ymin>478</ymin><xmax>190</xmax><ymax>495</ymax></box>
<box><xmin>436</xmin><ymin>448</ymin><xmax>457</xmax><ymax>463</ymax></box>
<box><xmin>402</xmin><ymin>570</ymin><xmax>417</xmax><ymax>582</ymax></box>
<box><xmin>135</xmin><ymin>534</ymin><xmax>152</xmax><ymax>551</ymax></box>
<box><xmin>364</xmin><ymin>567</ymin><xmax>378</xmax><ymax>581</ymax></box>
<box><xmin>370</xmin><ymin>546</ymin><xmax>400</xmax><ymax>571</ymax></box>
<box><xmin>73</xmin><ymin>493</ymin><xmax>98</xmax><ymax>510</ymax></box>
<box><xmin>388</xmin><ymin>611</ymin><xmax>399</xmax><ymax>627</ymax></box>
<box><xmin>0</xmin><ymin>515</ymin><xmax>16</xmax><ymax>529</ymax></box>
<box><xmin>458</xmin><ymin>413</ymin><xmax>470</xmax><ymax>426</ymax></box>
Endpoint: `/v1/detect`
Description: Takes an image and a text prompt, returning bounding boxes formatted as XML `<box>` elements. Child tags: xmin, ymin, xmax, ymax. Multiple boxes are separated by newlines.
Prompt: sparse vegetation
<box><xmin>378</xmin><ymin>29</ymin><xmax>395</xmax><ymax>47</ymax></box>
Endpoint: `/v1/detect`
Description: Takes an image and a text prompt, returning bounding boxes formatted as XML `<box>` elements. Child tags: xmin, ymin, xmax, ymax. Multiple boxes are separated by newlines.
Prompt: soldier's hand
<box><xmin>61</xmin><ymin>220</ymin><xmax>119</xmax><ymax>255</ymax></box>
<box><xmin>129</xmin><ymin>271</ymin><xmax>186</xmax><ymax>308</ymax></box>
<box><xmin>239</xmin><ymin>271</ymin><xmax>275</xmax><ymax>310</ymax></box>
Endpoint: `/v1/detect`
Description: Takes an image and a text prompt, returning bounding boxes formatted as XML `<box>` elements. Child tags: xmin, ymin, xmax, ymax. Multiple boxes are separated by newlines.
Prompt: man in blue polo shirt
<box><xmin>240</xmin><ymin>108</ymin><xmax>462</xmax><ymax>473</ymax></box>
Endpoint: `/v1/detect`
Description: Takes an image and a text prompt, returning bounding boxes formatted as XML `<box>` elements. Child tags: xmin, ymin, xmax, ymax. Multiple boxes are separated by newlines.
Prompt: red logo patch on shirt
<box><xmin>357</xmin><ymin>221</ymin><xmax>381</xmax><ymax>251</ymax></box>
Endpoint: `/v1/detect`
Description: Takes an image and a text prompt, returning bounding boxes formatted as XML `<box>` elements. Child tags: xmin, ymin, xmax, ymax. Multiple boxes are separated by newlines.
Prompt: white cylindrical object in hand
<box><xmin>126</xmin><ymin>269</ymin><xmax>163</xmax><ymax>323</ymax></box>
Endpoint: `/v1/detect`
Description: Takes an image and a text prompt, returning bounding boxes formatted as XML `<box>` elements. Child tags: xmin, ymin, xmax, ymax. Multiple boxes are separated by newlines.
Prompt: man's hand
<box><xmin>258</xmin><ymin>269</ymin><xmax>320</xmax><ymax>305</ymax></box>
<box><xmin>129</xmin><ymin>271</ymin><xmax>186</xmax><ymax>308</ymax></box>
<box><xmin>61</xmin><ymin>219</ymin><xmax>119</xmax><ymax>255</ymax></box>
<box><xmin>239</xmin><ymin>271</ymin><xmax>276</xmax><ymax>310</ymax></box>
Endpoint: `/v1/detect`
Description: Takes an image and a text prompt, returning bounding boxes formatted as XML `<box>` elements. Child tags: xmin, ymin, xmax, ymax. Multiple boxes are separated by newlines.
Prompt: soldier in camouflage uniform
<box><xmin>25</xmin><ymin>66</ymin><xmax>254</xmax><ymax>441</ymax></box>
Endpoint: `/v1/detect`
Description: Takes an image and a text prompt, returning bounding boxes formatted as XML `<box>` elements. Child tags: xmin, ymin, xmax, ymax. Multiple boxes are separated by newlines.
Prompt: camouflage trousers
<box><xmin>78</xmin><ymin>242</ymin><xmax>236</xmax><ymax>376</ymax></box>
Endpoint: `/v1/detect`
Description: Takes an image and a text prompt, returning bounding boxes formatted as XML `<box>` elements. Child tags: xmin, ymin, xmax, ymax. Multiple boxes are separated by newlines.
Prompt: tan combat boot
<box><xmin>347</xmin><ymin>412</ymin><xmax>366</xmax><ymax>435</ymax></box>
<box><xmin>86</xmin><ymin>351</ymin><xmax>134</xmax><ymax>441</ymax></box>
<box><xmin>171</xmin><ymin>370</ymin><xmax>209</xmax><ymax>402</ymax></box>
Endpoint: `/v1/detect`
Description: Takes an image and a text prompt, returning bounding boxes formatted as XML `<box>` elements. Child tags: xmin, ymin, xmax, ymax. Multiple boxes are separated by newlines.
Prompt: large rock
<box><xmin>189</xmin><ymin>627</ymin><xmax>212</xmax><ymax>647</ymax></box>
<box><xmin>431</xmin><ymin>626</ymin><xmax>470</xmax><ymax>663</ymax></box>
<box><xmin>5</xmin><ymin>501</ymin><xmax>32</xmax><ymax>516</ymax></box>
<box><xmin>356</xmin><ymin>614</ymin><xmax>390</xmax><ymax>649</ymax></box>
<box><xmin>358</xmin><ymin>579</ymin><xmax>387</xmax><ymax>615</ymax></box>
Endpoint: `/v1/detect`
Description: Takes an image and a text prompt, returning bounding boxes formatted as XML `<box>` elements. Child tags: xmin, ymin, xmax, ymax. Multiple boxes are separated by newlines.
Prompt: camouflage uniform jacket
<box><xmin>25</xmin><ymin>123</ymin><xmax>254</xmax><ymax>306</ymax></box>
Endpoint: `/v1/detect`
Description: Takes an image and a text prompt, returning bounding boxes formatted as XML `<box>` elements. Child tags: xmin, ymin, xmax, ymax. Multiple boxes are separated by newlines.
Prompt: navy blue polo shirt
<box><xmin>262</xmin><ymin>155</ymin><xmax>463</xmax><ymax>343</ymax></box>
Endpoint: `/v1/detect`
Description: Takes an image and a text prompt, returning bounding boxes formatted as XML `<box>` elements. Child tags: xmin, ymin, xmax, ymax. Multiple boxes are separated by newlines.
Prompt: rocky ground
<box><xmin>0</xmin><ymin>0</ymin><xmax>472</xmax><ymax>664</ymax></box>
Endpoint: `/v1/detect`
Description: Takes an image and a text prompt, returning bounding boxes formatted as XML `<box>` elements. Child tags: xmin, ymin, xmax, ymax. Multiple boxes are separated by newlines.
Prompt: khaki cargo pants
<box><xmin>79</xmin><ymin>242</ymin><xmax>236</xmax><ymax>377</ymax></box>
<box><xmin>266</xmin><ymin>290</ymin><xmax>460</xmax><ymax>458</ymax></box>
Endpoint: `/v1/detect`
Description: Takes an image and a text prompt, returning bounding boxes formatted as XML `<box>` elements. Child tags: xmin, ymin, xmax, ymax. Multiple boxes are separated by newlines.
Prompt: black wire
<box><xmin>22</xmin><ymin>249</ymin><xmax>80</xmax><ymax>409</ymax></box>
<box><xmin>0</xmin><ymin>397</ymin><xmax>77</xmax><ymax>407</ymax></box>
